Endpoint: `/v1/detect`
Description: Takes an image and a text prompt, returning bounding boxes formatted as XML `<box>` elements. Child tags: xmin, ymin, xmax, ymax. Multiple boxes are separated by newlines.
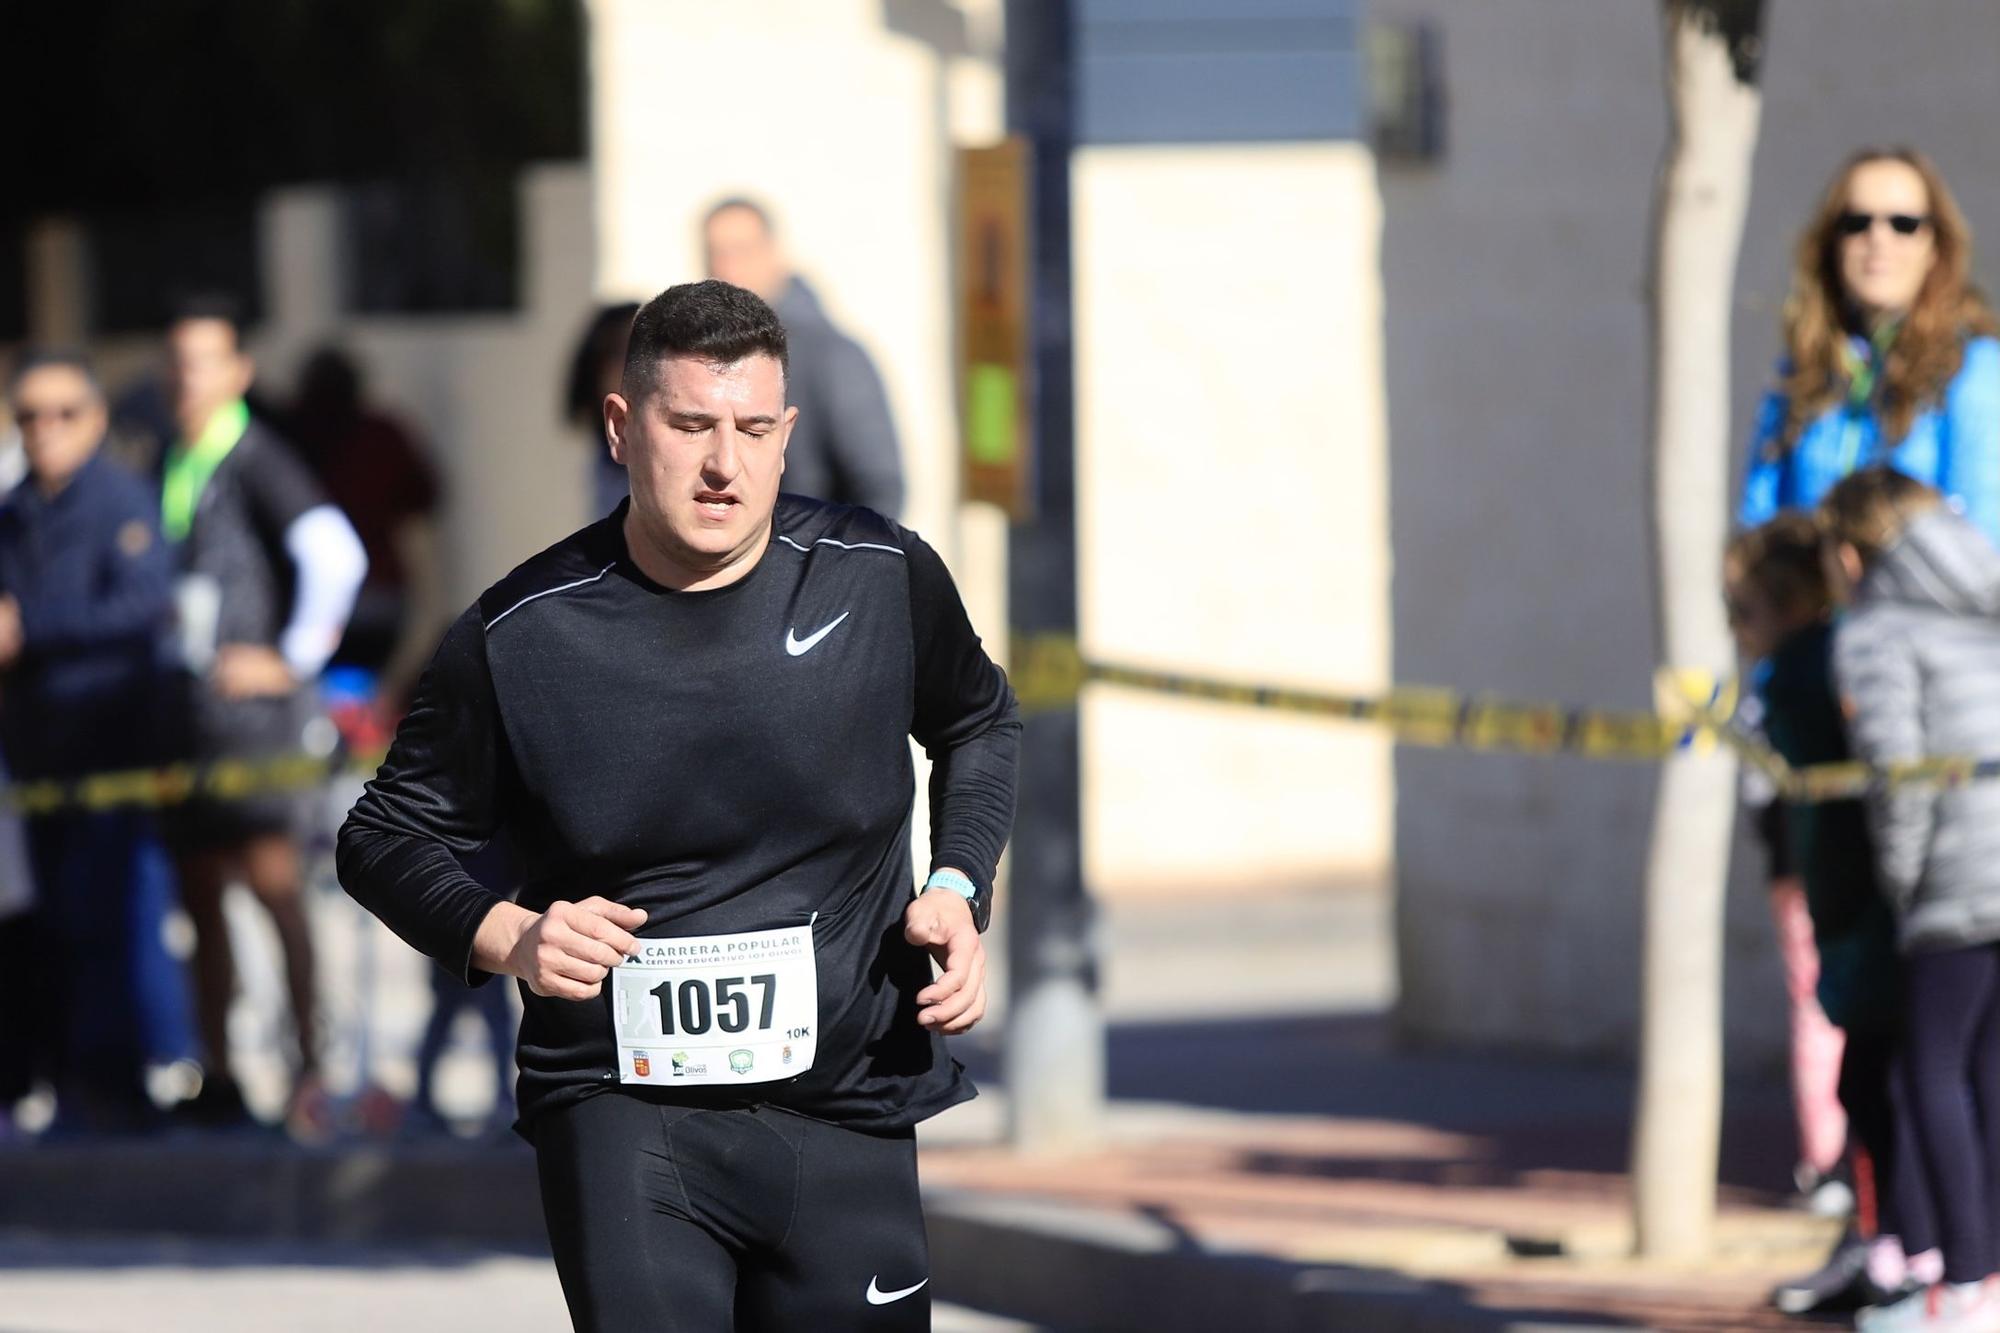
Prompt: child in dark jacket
<box><xmin>1827</xmin><ymin>468</ymin><xmax>2000</xmax><ymax>1331</ymax></box>
<box><xmin>1729</xmin><ymin>514</ymin><xmax>1940</xmax><ymax>1316</ymax></box>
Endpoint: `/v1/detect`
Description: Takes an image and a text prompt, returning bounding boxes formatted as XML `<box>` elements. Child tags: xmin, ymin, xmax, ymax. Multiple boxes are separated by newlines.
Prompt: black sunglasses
<box><xmin>13</xmin><ymin>404</ymin><xmax>87</xmax><ymax>428</ymax></box>
<box><xmin>1836</xmin><ymin>211</ymin><xmax>1930</xmax><ymax>237</ymax></box>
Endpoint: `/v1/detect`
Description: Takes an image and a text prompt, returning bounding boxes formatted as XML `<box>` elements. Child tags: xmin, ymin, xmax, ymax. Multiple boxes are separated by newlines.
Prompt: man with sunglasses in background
<box><xmin>0</xmin><ymin>349</ymin><xmax>190</xmax><ymax>1135</ymax></box>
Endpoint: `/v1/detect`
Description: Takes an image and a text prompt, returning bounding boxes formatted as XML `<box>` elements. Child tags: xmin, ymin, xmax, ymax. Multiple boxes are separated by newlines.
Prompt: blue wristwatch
<box><xmin>920</xmin><ymin>868</ymin><xmax>988</xmax><ymax>931</ymax></box>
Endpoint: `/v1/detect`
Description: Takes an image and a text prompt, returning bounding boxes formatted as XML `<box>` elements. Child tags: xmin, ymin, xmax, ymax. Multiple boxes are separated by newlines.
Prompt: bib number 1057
<box><xmin>651</xmin><ymin>974</ymin><xmax>778</xmax><ymax>1036</ymax></box>
<box><xmin>611</xmin><ymin>923</ymin><xmax>818</xmax><ymax>1086</ymax></box>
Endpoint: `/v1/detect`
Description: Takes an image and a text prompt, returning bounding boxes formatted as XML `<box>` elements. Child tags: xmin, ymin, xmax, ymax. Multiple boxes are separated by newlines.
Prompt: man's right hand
<box><xmin>474</xmin><ymin>897</ymin><xmax>647</xmax><ymax>1000</ymax></box>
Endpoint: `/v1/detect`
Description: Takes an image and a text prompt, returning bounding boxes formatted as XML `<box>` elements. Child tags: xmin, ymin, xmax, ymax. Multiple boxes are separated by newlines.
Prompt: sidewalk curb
<box><xmin>924</xmin><ymin>1191</ymin><xmax>1638</xmax><ymax>1333</ymax></box>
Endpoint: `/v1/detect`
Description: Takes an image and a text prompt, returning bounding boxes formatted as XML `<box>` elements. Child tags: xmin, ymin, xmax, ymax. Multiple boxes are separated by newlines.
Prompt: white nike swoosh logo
<box><xmin>785</xmin><ymin>611</ymin><xmax>850</xmax><ymax>656</ymax></box>
<box><xmin>865</xmin><ymin>1276</ymin><xmax>928</xmax><ymax>1306</ymax></box>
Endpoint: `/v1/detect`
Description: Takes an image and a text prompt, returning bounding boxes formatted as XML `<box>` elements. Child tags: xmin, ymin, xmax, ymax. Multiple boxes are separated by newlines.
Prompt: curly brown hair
<box><xmin>1776</xmin><ymin>147</ymin><xmax>2000</xmax><ymax>451</ymax></box>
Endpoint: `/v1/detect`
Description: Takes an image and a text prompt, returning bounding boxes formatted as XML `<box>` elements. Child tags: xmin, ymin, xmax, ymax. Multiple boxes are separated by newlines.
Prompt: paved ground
<box><xmin>0</xmin><ymin>1237</ymin><xmax>1039</xmax><ymax>1333</ymax></box>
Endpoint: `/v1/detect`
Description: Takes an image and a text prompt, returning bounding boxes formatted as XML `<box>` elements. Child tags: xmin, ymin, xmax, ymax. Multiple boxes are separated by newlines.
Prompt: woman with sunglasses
<box><xmin>1743</xmin><ymin>147</ymin><xmax>2000</xmax><ymax>541</ymax></box>
<box><xmin>1743</xmin><ymin>148</ymin><xmax>2000</xmax><ymax>1327</ymax></box>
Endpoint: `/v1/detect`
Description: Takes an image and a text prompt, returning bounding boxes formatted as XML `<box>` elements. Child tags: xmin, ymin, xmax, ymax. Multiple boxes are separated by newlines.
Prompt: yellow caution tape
<box><xmin>1010</xmin><ymin>632</ymin><xmax>1996</xmax><ymax>803</ymax></box>
<box><xmin>14</xmin><ymin>638</ymin><xmax>1989</xmax><ymax>813</ymax></box>
<box><xmin>2</xmin><ymin>750</ymin><xmax>379</xmax><ymax>816</ymax></box>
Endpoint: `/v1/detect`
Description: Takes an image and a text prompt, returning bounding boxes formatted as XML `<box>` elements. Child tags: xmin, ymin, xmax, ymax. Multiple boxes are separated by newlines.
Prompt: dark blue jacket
<box><xmin>0</xmin><ymin>449</ymin><xmax>174</xmax><ymax>778</ymax></box>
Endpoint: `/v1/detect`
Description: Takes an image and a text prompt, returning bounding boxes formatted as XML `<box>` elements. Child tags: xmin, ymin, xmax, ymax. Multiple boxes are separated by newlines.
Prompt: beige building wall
<box><xmin>1074</xmin><ymin>144</ymin><xmax>1392</xmax><ymax>897</ymax></box>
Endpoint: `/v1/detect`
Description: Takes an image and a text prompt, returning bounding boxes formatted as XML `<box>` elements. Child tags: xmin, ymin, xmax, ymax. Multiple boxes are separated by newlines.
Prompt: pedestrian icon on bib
<box><xmin>729</xmin><ymin>1050</ymin><xmax>754</xmax><ymax>1075</ymax></box>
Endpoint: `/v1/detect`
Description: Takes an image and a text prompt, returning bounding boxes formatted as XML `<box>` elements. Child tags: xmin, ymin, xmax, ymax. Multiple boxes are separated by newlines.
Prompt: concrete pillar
<box><xmin>25</xmin><ymin>218</ymin><xmax>88</xmax><ymax>345</ymax></box>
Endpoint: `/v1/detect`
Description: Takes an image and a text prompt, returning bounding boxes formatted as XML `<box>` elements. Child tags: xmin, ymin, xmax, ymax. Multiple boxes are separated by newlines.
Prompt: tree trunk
<box><xmin>1632</xmin><ymin>0</ymin><xmax>1766</xmax><ymax>1262</ymax></box>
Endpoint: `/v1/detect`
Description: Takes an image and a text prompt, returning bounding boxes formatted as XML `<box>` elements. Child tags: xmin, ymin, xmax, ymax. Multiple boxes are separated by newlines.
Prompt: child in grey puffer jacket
<box><xmin>1827</xmin><ymin>466</ymin><xmax>2000</xmax><ymax>1329</ymax></box>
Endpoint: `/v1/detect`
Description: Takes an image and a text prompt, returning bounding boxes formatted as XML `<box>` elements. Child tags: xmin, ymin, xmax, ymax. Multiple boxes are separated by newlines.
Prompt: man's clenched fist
<box><xmin>474</xmin><ymin>896</ymin><xmax>647</xmax><ymax>1000</ymax></box>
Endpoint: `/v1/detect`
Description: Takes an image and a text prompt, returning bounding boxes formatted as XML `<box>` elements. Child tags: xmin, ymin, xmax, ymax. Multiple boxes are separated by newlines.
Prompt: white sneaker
<box><xmin>1857</xmin><ymin>1281</ymin><xmax>2000</xmax><ymax>1332</ymax></box>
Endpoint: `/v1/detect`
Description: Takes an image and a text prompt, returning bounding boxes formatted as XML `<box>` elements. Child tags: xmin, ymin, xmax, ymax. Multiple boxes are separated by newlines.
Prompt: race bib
<box><xmin>611</xmin><ymin>923</ymin><xmax>818</xmax><ymax>1086</ymax></box>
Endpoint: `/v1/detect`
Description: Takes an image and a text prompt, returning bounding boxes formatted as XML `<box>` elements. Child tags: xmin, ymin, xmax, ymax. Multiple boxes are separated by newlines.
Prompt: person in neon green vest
<box><xmin>156</xmin><ymin>296</ymin><xmax>367</xmax><ymax>1141</ymax></box>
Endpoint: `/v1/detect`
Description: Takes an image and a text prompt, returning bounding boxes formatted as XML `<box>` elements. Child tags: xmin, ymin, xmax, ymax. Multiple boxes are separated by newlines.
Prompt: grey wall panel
<box><xmin>1077</xmin><ymin>0</ymin><xmax>1362</xmax><ymax>143</ymax></box>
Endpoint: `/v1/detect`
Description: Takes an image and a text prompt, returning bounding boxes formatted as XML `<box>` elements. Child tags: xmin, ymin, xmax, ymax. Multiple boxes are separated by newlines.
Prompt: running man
<box><xmin>338</xmin><ymin>280</ymin><xmax>1018</xmax><ymax>1331</ymax></box>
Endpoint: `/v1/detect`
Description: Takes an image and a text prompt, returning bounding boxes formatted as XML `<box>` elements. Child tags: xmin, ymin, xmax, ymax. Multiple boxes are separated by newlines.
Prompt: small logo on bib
<box><xmin>729</xmin><ymin>1050</ymin><xmax>755</xmax><ymax>1075</ymax></box>
<box><xmin>631</xmin><ymin>1051</ymin><xmax>651</xmax><ymax>1078</ymax></box>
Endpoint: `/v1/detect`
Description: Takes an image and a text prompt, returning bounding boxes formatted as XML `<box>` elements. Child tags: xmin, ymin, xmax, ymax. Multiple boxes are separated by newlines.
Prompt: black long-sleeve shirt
<box><xmin>337</xmin><ymin>495</ymin><xmax>1019</xmax><ymax>1133</ymax></box>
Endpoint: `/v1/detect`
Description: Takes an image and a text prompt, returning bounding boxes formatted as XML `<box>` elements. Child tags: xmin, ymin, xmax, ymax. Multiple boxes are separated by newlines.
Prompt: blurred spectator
<box><xmin>0</xmin><ymin>404</ymin><xmax>29</xmax><ymax>1138</ymax></box>
<box><xmin>1826</xmin><ymin>469</ymin><xmax>2000</xmax><ymax>1327</ymax></box>
<box><xmin>285</xmin><ymin>347</ymin><xmax>446</xmax><ymax>710</ymax></box>
<box><xmin>1729</xmin><ymin>517</ymin><xmax>1939</xmax><ymax>1314</ymax></box>
<box><xmin>703</xmin><ymin>197</ymin><xmax>905</xmax><ymax>517</ymax></box>
<box><xmin>1742</xmin><ymin>147</ymin><xmax>2000</xmax><ymax>540</ymax></box>
<box><xmin>156</xmin><ymin>297</ymin><xmax>367</xmax><ymax>1138</ymax></box>
<box><xmin>563</xmin><ymin>302</ymin><xmax>640</xmax><ymax>520</ymax></box>
<box><xmin>110</xmin><ymin>366</ymin><xmax>282</xmax><ymax>483</ymax></box>
<box><xmin>1738</xmin><ymin>146</ymin><xmax>2000</xmax><ymax>1223</ymax></box>
<box><xmin>0</xmin><ymin>349</ymin><xmax>188</xmax><ymax>1135</ymax></box>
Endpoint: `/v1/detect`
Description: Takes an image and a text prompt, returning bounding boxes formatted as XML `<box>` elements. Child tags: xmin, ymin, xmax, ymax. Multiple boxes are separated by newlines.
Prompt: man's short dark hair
<box><xmin>7</xmin><ymin>347</ymin><xmax>102</xmax><ymax>399</ymax></box>
<box><xmin>623</xmin><ymin>280</ymin><xmax>789</xmax><ymax>401</ymax></box>
<box><xmin>166</xmin><ymin>291</ymin><xmax>248</xmax><ymax>349</ymax></box>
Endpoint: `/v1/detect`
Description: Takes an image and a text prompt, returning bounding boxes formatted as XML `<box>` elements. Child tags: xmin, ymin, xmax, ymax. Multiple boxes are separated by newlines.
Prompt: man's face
<box><xmin>703</xmin><ymin>208</ymin><xmax>786</xmax><ymax>303</ymax></box>
<box><xmin>166</xmin><ymin>317</ymin><xmax>254</xmax><ymax>439</ymax></box>
<box><xmin>12</xmin><ymin>365</ymin><xmax>107</xmax><ymax>493</ymax></box>
<box><xmin>607</xmin><ymin>353</ymin><xmax>794</xmax><ymax>582</ymax></box>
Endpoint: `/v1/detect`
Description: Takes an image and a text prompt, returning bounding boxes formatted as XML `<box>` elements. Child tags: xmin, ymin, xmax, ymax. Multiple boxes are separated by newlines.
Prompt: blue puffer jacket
<box><xmin>1740</xmin><ymin>334</ymin><xmax>2000</xmax><ymax>545</ymax></box>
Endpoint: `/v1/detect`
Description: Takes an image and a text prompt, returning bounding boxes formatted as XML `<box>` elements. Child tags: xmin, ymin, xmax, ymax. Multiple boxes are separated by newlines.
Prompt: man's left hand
<box><xmin>904</xmin><ymin>886</ymin><xmax>986</xmax><ymax>1035</ymax></box>
<box><xmin>213</xmin><ymin>644</ymin><xmax>297</xmax><ymax>699</ymax></box>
